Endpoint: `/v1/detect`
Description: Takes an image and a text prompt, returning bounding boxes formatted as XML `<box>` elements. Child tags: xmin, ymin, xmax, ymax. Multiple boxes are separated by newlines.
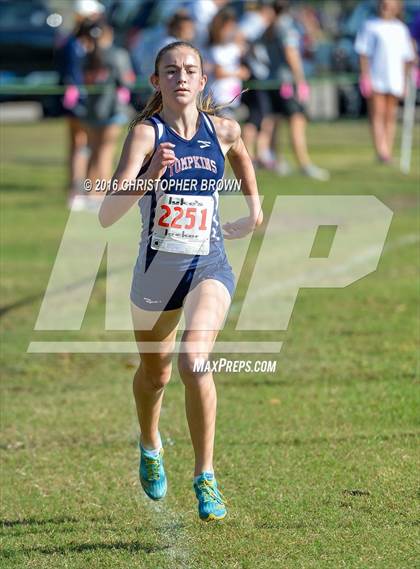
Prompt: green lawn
<box><xmin>1</xmin><ymin>119</ymin><xmax>419</xmax><ymax>568</ymax></box>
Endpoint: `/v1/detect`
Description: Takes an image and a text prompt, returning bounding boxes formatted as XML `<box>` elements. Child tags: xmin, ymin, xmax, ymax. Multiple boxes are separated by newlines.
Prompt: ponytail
<box><xmin>130</xmin><ymin>90</ymin><xmax>163</xmax><ymax>129</ymax></box>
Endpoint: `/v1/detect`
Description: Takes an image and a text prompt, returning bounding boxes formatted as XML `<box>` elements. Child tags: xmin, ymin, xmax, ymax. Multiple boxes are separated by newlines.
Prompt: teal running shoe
<box><xmin>193</xmin><ymin>472</ymin><xmax>227</xmax><ymax>521</ymax></box>
<box><xmin>139</xmin><ymin>445</ymin><xmax>167</xmax><ymax>501</ymax></box>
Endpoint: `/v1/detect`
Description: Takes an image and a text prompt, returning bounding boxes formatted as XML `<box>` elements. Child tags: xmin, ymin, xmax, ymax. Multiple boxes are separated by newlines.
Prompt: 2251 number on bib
<box><xmin>151</xmin><ymin>193</ymin><xmax>214</xmax><ymax>255</ymax></box>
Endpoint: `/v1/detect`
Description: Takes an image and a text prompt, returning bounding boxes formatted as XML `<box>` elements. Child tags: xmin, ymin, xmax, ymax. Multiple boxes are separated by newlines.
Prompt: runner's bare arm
<box><xmin>98</xmin><ymin>123</ymin><xmax>176</xmax><ymax>227</ymax></box>
<box><xmin>213</xmin><ymin>117</ymin><xmax>263</xmax><ymax>239</ymax></box>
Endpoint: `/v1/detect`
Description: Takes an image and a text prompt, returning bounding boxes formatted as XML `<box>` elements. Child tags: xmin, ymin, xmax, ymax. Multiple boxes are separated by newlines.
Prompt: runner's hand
<box><xmin>147</xmin><ymin>143</ymin><xmax>176</xmax><ymax>179</ymax></box>
<box><xmin>222</xmin><ymin>216</ymin><xmax>260</xmax><ymax>239</ymax></box>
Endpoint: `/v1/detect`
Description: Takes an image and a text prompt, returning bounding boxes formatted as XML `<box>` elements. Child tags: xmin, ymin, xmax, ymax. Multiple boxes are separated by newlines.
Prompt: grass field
<box><xmin>1</xmin><ymin>119</ymin><xmax>419</xmax><ymax>568</ymax></box>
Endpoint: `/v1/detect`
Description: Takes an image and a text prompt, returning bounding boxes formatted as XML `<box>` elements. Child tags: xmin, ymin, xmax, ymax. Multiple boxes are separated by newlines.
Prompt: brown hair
<box><xmin>130</xmin><ymin>41</ymin><xmax>223</xmax><ymax>129</ymax></box>
<box><xmin>273</xmin><ymin>0</ymin><xmax>289</xmax><ymax>15</ymax></box>
<box><xmin>79</xmin><ymin>19</ymin><xmax>108</xmax><ymax>72</ymax></box>
<box><xmin>378</xmin><ymin>0</ymin><xmax>403</xmax><ymax>20</ymax></box>
<box><xmin>208</xmin><ymin>8</ymin><xmax>237</xmax><ymax>46</ymax></box>
<box><xmin>167</xmin><ymin>11</ymin><xmax>194</xmax><ymax>37</ymax></box>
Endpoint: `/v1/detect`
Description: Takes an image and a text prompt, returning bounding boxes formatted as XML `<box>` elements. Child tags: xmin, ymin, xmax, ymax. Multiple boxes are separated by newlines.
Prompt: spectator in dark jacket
<box><xmin>56</xmin><ymin>0</ymin><xmax>105</xmax><ymax>207</ymax></box>
<box><xmin>78</xmin><ymin>18</ymin><xmax>135</xmax><ymax>211</ymax></box>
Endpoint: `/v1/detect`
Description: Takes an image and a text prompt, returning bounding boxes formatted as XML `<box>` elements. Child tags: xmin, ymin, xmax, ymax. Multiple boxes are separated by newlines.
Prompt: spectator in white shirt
<box><xmin>188</xmin><ymin>0</ymin><xmax>229</xmax><ymax>48</ymax></box>
<box><xmin>207</xmin><ymin>9</ymin><xmax>250</xmax><ymax>113</ymax></box>
<box><xmin>355</xmin><ymin>0</ymin><xmax>415</xmax><ymax>162</ymax></box>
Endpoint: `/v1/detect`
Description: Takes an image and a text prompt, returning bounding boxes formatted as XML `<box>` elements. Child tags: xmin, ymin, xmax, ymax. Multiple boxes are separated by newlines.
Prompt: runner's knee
<box><xmin>178</xmin><ymin>351</ymin><xmax>211</xmax><ymax>384</ymax></box>
<box><xmin>134</xmin><ymin>359</ymin><xmax>172</xmax><ymax>390</ymax></box>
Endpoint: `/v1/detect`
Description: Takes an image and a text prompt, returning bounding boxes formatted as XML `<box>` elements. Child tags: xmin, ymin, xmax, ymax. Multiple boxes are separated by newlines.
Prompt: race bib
<box><xmin>151</xmin><ymin>193</ymin><xmax>214</xmax><ymax>255</ymax></box>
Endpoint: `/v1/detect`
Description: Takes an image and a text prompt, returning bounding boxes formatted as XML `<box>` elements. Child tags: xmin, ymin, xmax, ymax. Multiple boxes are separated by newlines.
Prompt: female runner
<box><xmin>99</xmin><ymin>41</ymin><xmax>262</xmax><ymax>521</ymax></box>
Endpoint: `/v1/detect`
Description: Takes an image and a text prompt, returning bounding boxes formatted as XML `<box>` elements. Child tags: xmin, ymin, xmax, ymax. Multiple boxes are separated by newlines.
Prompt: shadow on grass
<box><xmin>227</xmin><ymin>430</ymin><xmax>418</xmax><ymax>447</ymax></box>
<box><xmin>12</xmin><ymin>157</ymin><xmax>65</xmax><ymax>167</ymax></box>
<box><xmin>0</xmin><ymin>293</ymin><xmax>43</xmax><ymax>318</ymax></box>
<box><xmin>2</xmin><ymin>541</ymin><xmax>172</xmax><ymax>558</ymax></box>
<box><xmin>0</xmin><ymin>183</ymin><xmax>43</xmax><ymax>193</ymax></box>
<box><xmin>218</xmin><ymin>378</ymin><xmax>289</xmax><ymax>387</ymax></box>
<box><xmin>1</xmin><ymin>517</ymin><xmax>176</xmax><ymax>554</ymax></box>
<box><xmin>1</xmin><ymin>515</ymin><xmax>112</xmax><ymax>528</ymax></box>
<box><xmin>0</xmin><ymin>265</ymin><xmax>127</xmax><ymax>318</ymax></box>
<box><xmin>1</xmin><ymin>515</ymin><xmax>113</xmax><ymax>538</ymax></box>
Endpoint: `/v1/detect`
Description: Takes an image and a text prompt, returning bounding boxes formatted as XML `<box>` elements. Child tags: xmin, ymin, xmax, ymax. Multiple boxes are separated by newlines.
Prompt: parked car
<box><xmin>0</xmin><ymin>0</ymin><xmax>64</xmax><ymax>115</ymax></box>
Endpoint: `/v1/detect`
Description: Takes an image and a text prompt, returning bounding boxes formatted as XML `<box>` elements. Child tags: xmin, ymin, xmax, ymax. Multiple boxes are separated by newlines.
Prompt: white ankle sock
<box><xmin>140</xmin><ymin>432</ymin><xmax>162</xmax><ymax>456</ymax></box>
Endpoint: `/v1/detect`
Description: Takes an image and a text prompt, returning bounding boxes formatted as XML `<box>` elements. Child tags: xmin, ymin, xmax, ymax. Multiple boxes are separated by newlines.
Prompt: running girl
<box><xmin>98</xmin><ymin>41</ymin><xmax>263</xmax><ymax>521</ymax></box>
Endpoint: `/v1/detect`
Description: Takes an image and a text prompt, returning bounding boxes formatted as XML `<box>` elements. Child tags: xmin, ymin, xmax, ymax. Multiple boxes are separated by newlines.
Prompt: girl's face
<box><xmin>175</xmin><ymin>21</ymin><xmax>195</xmax><ymax>43</ymax></box>
<box><xmin>219</xmin><ymin>20</ymin><xmax>237</xmax><ymax>44</ymax></box>
<box><xmin>152</xmin><ymin>47</ymin><xmax>206</xmax><ymax>107</ymax></box>
<box><xmin>379</xmin><ymin>0</ymin><xmax>401</xmax><ymax>19</ymax></box>
<box><xmin>213</xmin><ymin>20</ymin><xmax>237</xmax><ymax>44</ymax></box>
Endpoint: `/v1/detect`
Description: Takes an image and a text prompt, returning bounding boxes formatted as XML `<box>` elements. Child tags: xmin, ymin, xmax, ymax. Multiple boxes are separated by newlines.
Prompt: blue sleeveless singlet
<box><xmin>136</xmin><ymin>111</ymin><xmax>227</xmax><ymax>271</ymax></box>
<box><xmin>130</xmin><ymin>112</ymin><xmax>235</xmax><ymax>311</ymax></box>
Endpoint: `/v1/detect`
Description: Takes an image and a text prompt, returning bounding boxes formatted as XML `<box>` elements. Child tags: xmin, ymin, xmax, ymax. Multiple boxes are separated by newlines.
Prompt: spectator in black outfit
<box><xmin>262</xmin><ymin>0</ymin><xmax>330</xmax><ymax>180</ymax></box>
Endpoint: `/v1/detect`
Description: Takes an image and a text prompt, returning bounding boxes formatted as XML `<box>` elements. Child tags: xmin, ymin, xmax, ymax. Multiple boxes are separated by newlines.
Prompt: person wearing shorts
<box><xmin>56</xmin><ymin>0</ymin><xmax>106</xmax><ymax>208</ymax></box>
<box><xmin>79</xmin><ymin>18</ymin><xmax>135</xmax><ymax>210</ymax></box>
<box><xmin>355</xmin><ymin>0</ymin><xmax>415</xmax><ymax>163</ymax></box>
<box><xmin>206</xmin><ymin>8</ymin><xmax>250</xmax><ymax>116</ymax></box>
<box><xmin>129</xmin><ymin>110</ymin><xmax>236</xmax><ymax>312</ymax></box>
<box><xmin>261</xmin><ymin>0</ymin><xmax>330</xmax><ymax>180</ymax></box>
<box><xmin>98</xmin><ymin>41</ymin><xmax>263</xmax><ymax>521</ymax></box>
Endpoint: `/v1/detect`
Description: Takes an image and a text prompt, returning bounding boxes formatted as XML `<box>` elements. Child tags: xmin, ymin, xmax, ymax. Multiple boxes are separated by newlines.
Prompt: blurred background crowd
<box><xmin>0</xmin><ymin>0</ymin><xmax>419</xmax><ymax>208</ymax></box>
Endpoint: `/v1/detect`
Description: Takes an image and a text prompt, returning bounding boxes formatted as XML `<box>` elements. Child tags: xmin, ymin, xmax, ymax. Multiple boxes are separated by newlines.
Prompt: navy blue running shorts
<box><xmin>130</xmin><ymin>254</ymin><xmax>235</xmax><ymax>312</ymax></box>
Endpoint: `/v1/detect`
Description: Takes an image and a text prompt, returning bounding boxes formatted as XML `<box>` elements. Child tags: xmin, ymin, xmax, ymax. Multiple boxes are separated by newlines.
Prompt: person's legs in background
<box><xmin>384</xmin><ymin>94</ymin><xmax>399</xmax><ymax>161</ymax></box>
<box><xmin>87</xmin><ymin>123</ymin><xmax>122</xmax><ymax>191</ymax></box>
<box><xmin>370</xmin><ymin>92</ymin><xmax>390</xmax><ymax>161</ymax></box>
<box><xmin>242</xmin><ymin>121</ymin><xmax>258</xmax><ymax>162</ymax></box>
<box><xmin>257</xmin><ymin>114</ymin><xmax>277</xmax><ymax>168</ymax></box>
<box><xmin>85</xmin><ymin>125</ymin><xmax>101</xmax><ymax>186</ymax></box>
<box><xmin>255</xmin><ymin>88</ymin><xmax>280</xmax><ymax>169</ymax></box>
<box><xmin>270</xmin><ymin>114</ymin><xmax>293</xmax><ymax>175</ymax></box>
<box><xmin>81</xmin><ymin>123</ymin><xmax>122</xmax><ymax>210</ymax></box>
<box><xmin>287</xmin><ymin>111</ymin><xmax>329</xmax><ymax>181</ymax></box>
<box><xmin>289</xmin><ymin>112</ymin><xmax>311</xmax><ymax>167</ymax></box>
<box><xmin>266</xmin><ymin>88</ymin><xmax>329</xmax><ymax>180</ymax></box>
<box><xmin>241</xmin><ymin>90</ymin><xmax>259</xmax><ymax>163</ymax></box>
<box><xmin>67</xmin><ymin>116</ymin><xmax>89</xmax><ymax>199</ymax></box>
